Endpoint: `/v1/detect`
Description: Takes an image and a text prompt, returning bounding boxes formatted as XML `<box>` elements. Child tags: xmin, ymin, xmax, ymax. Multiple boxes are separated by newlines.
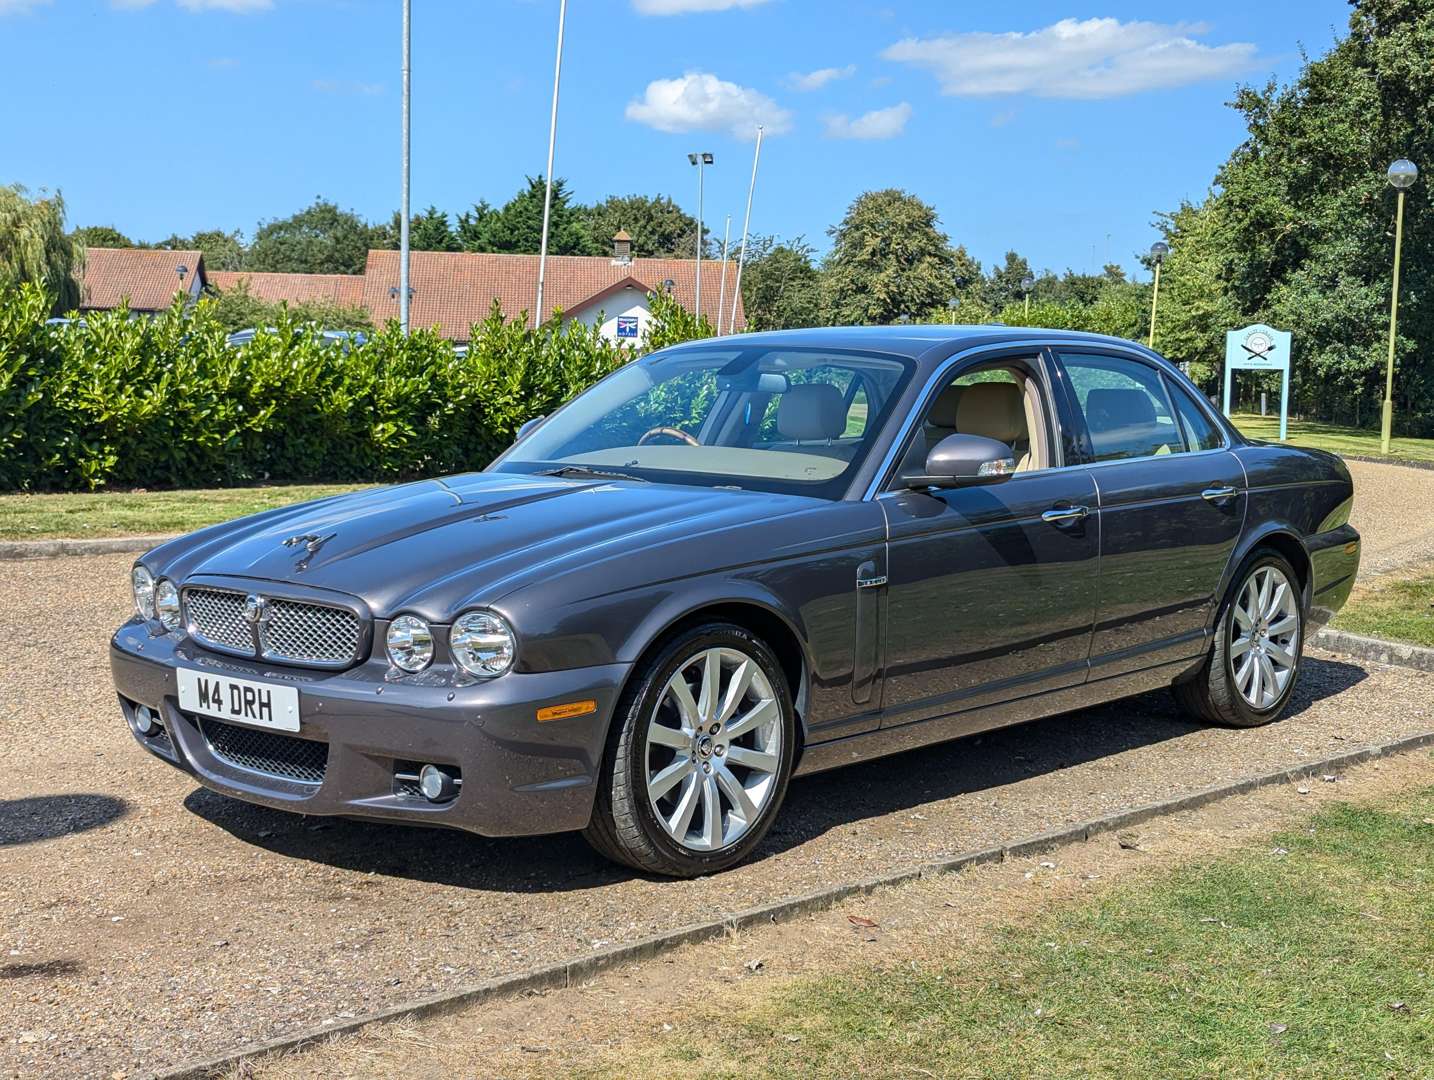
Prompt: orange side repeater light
<box><xmin>537</xmin><ymin>699</ymin><xmax>598</xmax><ymax>722</ymax></box>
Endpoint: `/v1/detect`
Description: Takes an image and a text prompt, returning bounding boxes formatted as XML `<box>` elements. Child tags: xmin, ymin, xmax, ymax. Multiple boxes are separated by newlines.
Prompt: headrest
<box><xmin>778</xmin><ymin>383</ymin><xmax>846</xmax><ymax>442</ymax></box>
<box><xmin>954</xmin><ymin>381</ymin><xmax>1025</xmax><ymax>445</ymax></box>
<box><xmin>927</xmin><ymin>385</ymin><xmax>963</xmax><ymax>430</ymax></box>
<box><xmin>1086</xmin><ymin>388</ymin><xmax>1157</xmax><ymax>431</ymax></box>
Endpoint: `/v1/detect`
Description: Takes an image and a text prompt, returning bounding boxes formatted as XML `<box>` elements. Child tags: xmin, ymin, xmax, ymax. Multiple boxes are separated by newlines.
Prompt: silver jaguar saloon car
<box><xmin>111</xmin><ymin>326</ymin><xmax>1360</xmax><ymax>876</ymax></box>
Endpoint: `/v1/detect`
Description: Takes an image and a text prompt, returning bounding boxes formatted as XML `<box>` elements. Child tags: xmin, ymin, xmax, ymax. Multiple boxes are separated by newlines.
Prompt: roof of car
<box><xmin>674</xmin><ymin>325</ymin><xmax>1164</xmax><ymax>367</ymax></box>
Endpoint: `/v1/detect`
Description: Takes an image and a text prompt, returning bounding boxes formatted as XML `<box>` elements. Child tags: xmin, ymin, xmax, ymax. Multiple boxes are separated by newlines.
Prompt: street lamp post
<box><xmin>1147</xmin><ymin>242</ymin><xmax>1169</xmax><ymax>349</ymax></box>
<box><xmin>688</xmin><ymin>152</ymin><xmax>713</xmax><ymax>321</ymax></box>
<box><xmin>1021</xmin><ymin>273</ymin><xmax>1035</xmax><ymax>319</ymax></box>
<box><xmin>534</xmin><ymin>0</ymin><xmax>569</xmax><ymax>330</ymax></box>
<box><xmin>1382</xmin><ymin>158</ymin><xmax>1418</xmax><ymax>453</ymax></box>
<box><xmin>399</xmin><ymin>0</ymin><xmax>412</xmax><ymax>334</ymax></box>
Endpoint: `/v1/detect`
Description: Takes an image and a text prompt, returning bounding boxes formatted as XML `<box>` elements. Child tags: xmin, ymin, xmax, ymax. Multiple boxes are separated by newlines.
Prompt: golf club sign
<box><xmin>1222</xmin><ymin>323</ymin><xmax>1292</xmax><ymax>441</ymax></box>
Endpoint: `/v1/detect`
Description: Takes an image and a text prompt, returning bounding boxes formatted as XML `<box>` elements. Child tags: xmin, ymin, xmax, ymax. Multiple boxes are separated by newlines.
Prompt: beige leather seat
<box><xmin>955</xmin><ymin>382</ymin><xmax>1032</xmax><ymax>471</ymax></box>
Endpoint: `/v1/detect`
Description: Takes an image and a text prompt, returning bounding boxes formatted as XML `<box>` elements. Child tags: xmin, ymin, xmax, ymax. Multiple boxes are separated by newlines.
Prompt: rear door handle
<box><xmin>1041</xmin><ymin>505</ymin><xmax>1089</xmax><ymax>526</ymax></box>
<box><xmin>1202</xmin><ymin>485</ymin><xmax>1239</xmax><ymax>503</ymax></box>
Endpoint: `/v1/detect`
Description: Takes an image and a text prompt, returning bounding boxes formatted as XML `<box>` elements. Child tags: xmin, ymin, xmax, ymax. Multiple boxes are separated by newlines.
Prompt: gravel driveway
<box><xmin>4</xmin><ymin>459</ymin><xmax>1433</xmax><ymax>1077</ymax></box>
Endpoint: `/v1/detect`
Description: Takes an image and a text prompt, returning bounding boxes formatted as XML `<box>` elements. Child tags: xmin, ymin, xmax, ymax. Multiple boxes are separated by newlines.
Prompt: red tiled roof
<box><xmin>80</xmin><ymin>248</ymin><xmax>204</xmax><ymax>312</ymax></box>
<box><xmin>208</xmin><ymin>271</ymin><xmax>365</xmax><ymax>308</ymax></box>
<box><xmin>362</xmin><ymin>250</ymin><xmax>747</xmax><ymax>341</ymax></box>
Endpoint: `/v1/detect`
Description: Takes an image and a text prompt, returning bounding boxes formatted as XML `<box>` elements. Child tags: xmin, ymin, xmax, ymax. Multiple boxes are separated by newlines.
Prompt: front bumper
<box><xmin>110</xmin><ymin>619</ymin><xmax>629</xmax><ymax>837</ymax></box>
<box><xmin>1306</xmin><ymin>523</ymin><xmax>1361</xmax><ymax>628</ymax></box>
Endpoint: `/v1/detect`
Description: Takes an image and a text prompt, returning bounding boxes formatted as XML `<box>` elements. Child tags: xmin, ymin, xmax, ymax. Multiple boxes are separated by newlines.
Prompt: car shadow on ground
<box><xmin>181</xmin><ymin>655</ymin><xmax>1368</xmax><ymax>892</ymax></box>
<box><xmin>0</xmin><ymin>793</ymin><xmax>129</xmax><ymax>847</ymax></box>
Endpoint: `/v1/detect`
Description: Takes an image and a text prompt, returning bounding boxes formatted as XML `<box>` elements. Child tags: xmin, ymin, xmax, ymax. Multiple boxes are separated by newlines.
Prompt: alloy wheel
<box><xmin>1230</xmin><ymin>564</ymin><xmax>1301</xmax><ymax>710</ymax></box>
<box><xmin>644</xmin><ymin>646</ymin><xmax>782</xmax><ymax>853</ymax></box>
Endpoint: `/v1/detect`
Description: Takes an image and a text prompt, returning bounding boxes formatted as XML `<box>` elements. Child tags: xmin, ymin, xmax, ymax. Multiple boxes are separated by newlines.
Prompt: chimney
<box><xmin>611</xmin><ymin>229</ymin><xmax>632</xmax><ymax>264</ymax></box>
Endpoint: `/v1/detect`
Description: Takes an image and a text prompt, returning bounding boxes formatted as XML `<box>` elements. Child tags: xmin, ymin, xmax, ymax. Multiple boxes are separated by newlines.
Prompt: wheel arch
<box><xmin>615</xmin><ymin>591</ymin><xmax>813</xmax><ymax>757</ymax></box>
<box><xmin>1213</xmin><ymin>524</ymin><xmax>1313</xmax><ymax>629</ymax></box>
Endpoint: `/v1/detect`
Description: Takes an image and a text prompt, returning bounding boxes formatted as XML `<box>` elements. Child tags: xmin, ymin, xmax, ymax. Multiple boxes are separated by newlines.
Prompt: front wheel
<box><xmin>583</xmin><ymin>623</ymin><xmax>796</xmax><ymax>877</ymax></box>
<box><xmin>1174</xmin><ymin>549</ymin><xmax>1304</xmax><ymax>728</ymax></box>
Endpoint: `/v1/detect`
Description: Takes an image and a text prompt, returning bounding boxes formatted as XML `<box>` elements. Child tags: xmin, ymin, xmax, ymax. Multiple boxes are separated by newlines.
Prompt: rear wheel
<box><xmin>583</xmin><ymin>623</ymin><xmax>795</xmax><ymax>877</ymax></box>
<box><xmin>1174</xmin><ymin>549</ymin><xmax>1304</xmax><ymax>728</ymax></box>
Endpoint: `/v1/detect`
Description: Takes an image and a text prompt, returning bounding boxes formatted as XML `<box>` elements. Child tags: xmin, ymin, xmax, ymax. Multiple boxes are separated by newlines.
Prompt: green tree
<box><xmin>0</xmin><ymin>185</ymin><xmax>81</xmax><ymax>314</ymax></box>
<box><xmin>581</xmin><ymin>194</ymin><xmax>702</xmax><ymax>258</ymax></box>
<box><xmin>462</xmin><ymin>177</ymin><xmax>598</xmax><ymax>256</ymax></box>
<box><xmin>738</xmin><ymin>235</ymin><xmax>823</xmax><ymax>330</ymax></box>
<box><xmin>247</xmin><ymin>198</ymin><xmax>377</xmax><ymax>275</ymax></box>
<box><xmin>983</xmin><ymin>251</ymin><xmax>1035</xmax><ymax>311</ymax></box>
<box><xmin>822</xmin><ymin>189</ymin><xmax>960</xmax><ymax>325</ymax></box>
<box><xmin>156</xmin><ymin>228</ymin><xmax>246</xmax><ymax>271</ymax></box>
<box><xmin>1171</xmin><ymin>0</ymin><xmax>1434</xmax><ymax>430</ymax></box>
<box><xmin>206</xmin><ymin>279</ymin><xmax>372</xmax><ymax>334</ymax></box>
<box><xmin>71</xmin><ymin>225</ymin><xmax>138</xmax><ymax>249</ymax></box>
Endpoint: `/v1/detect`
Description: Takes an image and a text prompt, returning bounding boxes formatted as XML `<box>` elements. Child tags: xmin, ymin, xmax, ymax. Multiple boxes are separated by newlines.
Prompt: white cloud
<box><xmin>626</xmin><ymin>73</ymin><xmax>792</xmax><ymax>138</ymax></box>
<box><xmin>633</xmin><ymin>0</ymin><xmax>768</xmax><ymax>13</ymax></box>
<box><xmin>824</xmin><ymin>102</ymin><xmax>911</xmax><ymax>140</ymax></box>
<box><xmin>787</xmin><ymin>64</ymin><xmax>856</xmax><ymax>92</ymax></box>
<box><xmin>0</xmin><ymin>0</ymin><xmax>51</xmax><ymax>13</ymax></box>
<box><xmin>882</xmin><ymin>18</ymin><xmax>1256</xmax><ymax>99</ymax></box>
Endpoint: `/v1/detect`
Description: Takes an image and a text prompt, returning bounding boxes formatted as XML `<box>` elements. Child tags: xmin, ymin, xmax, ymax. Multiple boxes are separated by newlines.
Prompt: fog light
<box><xmin>129</xmin><ymin>703</ymin><xmax>160</xmax><ymax>738</ymax></box>
<box><xmin>418</xmin><ymin>764</ymin><xmax>458</xmax><ymax>803</ymax></box>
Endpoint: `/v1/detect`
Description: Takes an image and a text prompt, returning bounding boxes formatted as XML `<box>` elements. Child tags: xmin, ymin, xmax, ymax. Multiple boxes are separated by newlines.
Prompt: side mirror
<box><xmin>905</xmin><ymin>433</ymin><xmax>1016</xmax><ymax>490</ymax></box>
<box><xmin>515</xmin><ymin>415</ymin><xmax>546</xmax><ymax>443</ymax></box>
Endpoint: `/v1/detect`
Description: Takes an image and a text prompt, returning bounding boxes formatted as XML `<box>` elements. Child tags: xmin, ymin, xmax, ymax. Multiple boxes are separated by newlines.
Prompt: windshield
<box><xmin>491</xmin><ymin>344</ymin><xmax>915</xmax><ymax>498</ymax></box>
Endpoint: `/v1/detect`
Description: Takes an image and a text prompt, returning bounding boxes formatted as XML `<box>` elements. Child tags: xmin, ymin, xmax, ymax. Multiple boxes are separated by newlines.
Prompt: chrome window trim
<box><xmin>864</xmin><ymin>338</ymin><xmax>1236</xmax><ymax>501</ymax></box>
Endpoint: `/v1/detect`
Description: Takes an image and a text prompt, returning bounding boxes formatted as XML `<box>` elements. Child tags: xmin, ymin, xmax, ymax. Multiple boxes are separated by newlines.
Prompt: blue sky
<box><xmin>3</xmin><ymin>0</ymin><xmax>1350</xmax><ymax>278</ymax></box>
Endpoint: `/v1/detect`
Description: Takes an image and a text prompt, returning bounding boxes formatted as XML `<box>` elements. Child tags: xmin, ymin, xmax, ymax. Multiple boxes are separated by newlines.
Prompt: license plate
<box><xmin>176</xmin><ymin>667</ymin><xmax>301</xmax><ymax>732</ymax></box>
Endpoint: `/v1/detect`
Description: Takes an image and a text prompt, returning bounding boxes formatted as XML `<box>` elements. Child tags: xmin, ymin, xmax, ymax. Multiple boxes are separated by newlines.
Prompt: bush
<box><xmin>0</xmin><ymin>283</ymin><xmax>671</xmax><ymax>491</ymax></box>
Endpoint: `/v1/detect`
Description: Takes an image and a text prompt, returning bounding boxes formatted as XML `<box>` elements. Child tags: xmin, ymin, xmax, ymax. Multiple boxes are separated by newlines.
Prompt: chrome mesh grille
<box><xmin>200</xmin><ymin>717</ymin><xmax>328</xmax><ymax>784</ymax></box>
<box><xmin>185</xmin><ymin>588</ymin><xmax>251</xmax><ymax>652</ymax></box>
<box><xmin>262</xmin><ymin>599</ymin><xmax>361</xmax><ymax>665</ymax></box>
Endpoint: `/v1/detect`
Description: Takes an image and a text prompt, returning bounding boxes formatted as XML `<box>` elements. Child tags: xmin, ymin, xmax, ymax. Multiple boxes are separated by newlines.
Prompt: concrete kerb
<box><xmin>0</xmin><ymin>535</ymin><xmax>173</xmax><ymax>561</ymax></box>
<box><xmin>1314</xmin><ymin>627</ymin><xmax>1434</xmax><ymax>673</ymax></box>
<box><xmin>156</xmin><ymin>728</ymin><xmax>1434</xmax><ymax>1080</ymax></box>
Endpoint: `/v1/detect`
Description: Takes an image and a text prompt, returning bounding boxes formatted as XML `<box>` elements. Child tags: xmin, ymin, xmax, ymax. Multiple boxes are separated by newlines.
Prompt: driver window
<box><xmin>893</xmin><ymin>361</ymin><xmax>1051</xmax><ymax>483</ymax></box>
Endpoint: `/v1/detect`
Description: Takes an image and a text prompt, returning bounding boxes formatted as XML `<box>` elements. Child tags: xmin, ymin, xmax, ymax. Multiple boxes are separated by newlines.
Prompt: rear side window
<box><xmin>1058</xmin><ymin>353</ymin><xmax>1183</xmax><ymax>462</ymax></box>
<box><xmin>1169</xmin><ymin>383</ymin><xmax>1224</xmax><ymax>451</ymax></box>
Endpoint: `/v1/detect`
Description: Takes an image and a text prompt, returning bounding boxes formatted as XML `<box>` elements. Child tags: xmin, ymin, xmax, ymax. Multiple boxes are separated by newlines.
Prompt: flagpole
<box><xmin>399</xmin><ymin>0</ymin><xmax>411</xmax><ymax>334</ymax></box>
<box><xmin>534</xmin><ymin>0</ymin><xmax>568</xmax><ymax>329</ymax></box>
<box><xmin>715</xmin><ymin>214</ymin><xmax>731</xmax><ymax>335</ymax></box>
<box><xmin>730</xmin><ymin>125</ymin><xmax>763</xmax><ymax>334</ymax></box>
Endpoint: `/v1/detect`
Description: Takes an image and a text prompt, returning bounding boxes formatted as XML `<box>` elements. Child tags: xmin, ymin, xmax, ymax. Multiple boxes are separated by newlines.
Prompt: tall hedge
<box><xmin>0</xmin><ymin>285</ymin><xmax>708</xmax><ymax>491</ymax></box>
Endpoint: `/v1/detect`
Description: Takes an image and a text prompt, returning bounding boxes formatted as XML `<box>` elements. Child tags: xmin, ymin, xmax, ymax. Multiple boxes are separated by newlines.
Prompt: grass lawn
<box><xmin>0</xmin><ymin>484</ymin><xmax>365</xmax><ymax>541</ymax></box>
<box><xmin>590</xmin><ymin>787</ymin><xmax>1434</xmax><ymax>1079</ymax></box>
<box><xmin>1332</xmin><ymin>566</ymin><xmax>1434</xmax><ymax>648</ymax></box>
<box><xmin>1232</xmin><ymin>412</ymin><xmax>1434</xmax><ymax>465</ymax></box>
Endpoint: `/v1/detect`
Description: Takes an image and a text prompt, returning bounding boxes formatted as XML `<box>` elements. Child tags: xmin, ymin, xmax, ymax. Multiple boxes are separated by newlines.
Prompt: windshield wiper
<box><xmin>539</xmin><ymin>465</ymin><xmax>649</xmax><ymax>483</ymax></box>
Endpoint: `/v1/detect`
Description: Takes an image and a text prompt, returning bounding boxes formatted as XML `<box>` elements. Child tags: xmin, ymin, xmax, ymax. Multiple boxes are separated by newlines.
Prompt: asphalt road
<box><xmin>3</xmin><ymin>458</ymin><xmax>1433</xmax><ymax>1077</ymax></box>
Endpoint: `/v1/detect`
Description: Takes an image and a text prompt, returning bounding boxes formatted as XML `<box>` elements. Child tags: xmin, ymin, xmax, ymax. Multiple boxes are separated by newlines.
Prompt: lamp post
<box><xmin>534</xmin><ymin>0</ymin><xmax>569</xmax><ymax>329</ymax></box>
<box><xmin>1382</xmin><ymin>158</ymin><xmax>1418</xmax><ymax>453</ymax></box>
<box><xmin>1021</xmin><ymin>274</ymin><xmax>1035</xmax><ymax>319</ymax></box>
<box><xmin>688</xmin><ymin>152</ymin><xmax>713</xmax><ymax>321</ymax></box>
<box><xmin>1147</xmin><ymin>241</ymin><xmax>1169</xmax><ymax>349</ymax></box>
<box><xmin>399</xmin><ymin>0</ymin><xmax>411</xmax><ymax>334</ymax></box>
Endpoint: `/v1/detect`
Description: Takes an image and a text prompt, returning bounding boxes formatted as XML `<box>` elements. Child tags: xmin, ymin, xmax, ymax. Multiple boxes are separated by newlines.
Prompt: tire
<box><xmin>1174</xmin><ymin>548</ymin><xmax>1305</xmax><ymax>728</ymax></box>
<box><xmin>583</xmin><ymin>622</ymin><xmax>796</xmax><ymax>877</ymax></box>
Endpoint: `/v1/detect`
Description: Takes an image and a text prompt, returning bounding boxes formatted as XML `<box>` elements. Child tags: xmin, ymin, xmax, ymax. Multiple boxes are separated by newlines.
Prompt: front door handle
<box><xmin>1041</xmin><ymin>505</ymin><xmax>1089</xmax><ymax>526</ymax></box>
<box><xmin>1202</xmin><ymin>485</ymin><xmax>1239</xmax><ymax>503</ymax></box>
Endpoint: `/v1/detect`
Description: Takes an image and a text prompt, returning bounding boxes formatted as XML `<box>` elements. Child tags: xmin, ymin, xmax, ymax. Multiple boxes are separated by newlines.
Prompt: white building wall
<box><xmin>568</xmin><ymin>287</ymin><xmax>651</xmax><ymax>345</ymax></box>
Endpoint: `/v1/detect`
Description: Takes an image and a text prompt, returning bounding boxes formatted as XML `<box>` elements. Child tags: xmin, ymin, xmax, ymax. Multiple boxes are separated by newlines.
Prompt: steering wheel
<box><xmin>637</xmin><ymin>426</ymin><xmax>700</xmax><ymax>447</ymax></box>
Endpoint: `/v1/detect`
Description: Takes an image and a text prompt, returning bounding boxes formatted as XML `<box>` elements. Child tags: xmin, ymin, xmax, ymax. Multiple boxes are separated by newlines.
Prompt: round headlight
<box><xmin>386</xmin><ymin>615</ymin><xmax>434</xmax><ymax>673</ymax></box>
<box><xmin>154</xmin><ymin>579</ymin><xmax>181</xmax><ymax>631</ymax></box>
<box><xmin>131</xmin><ymin>565</ymin><xmax>155</xmax><ymax>619</ymax></box>
<box><xmin>450</xmin><ymin>610</ymin><xmax>516</xmax><ymax>678</ymax></box>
